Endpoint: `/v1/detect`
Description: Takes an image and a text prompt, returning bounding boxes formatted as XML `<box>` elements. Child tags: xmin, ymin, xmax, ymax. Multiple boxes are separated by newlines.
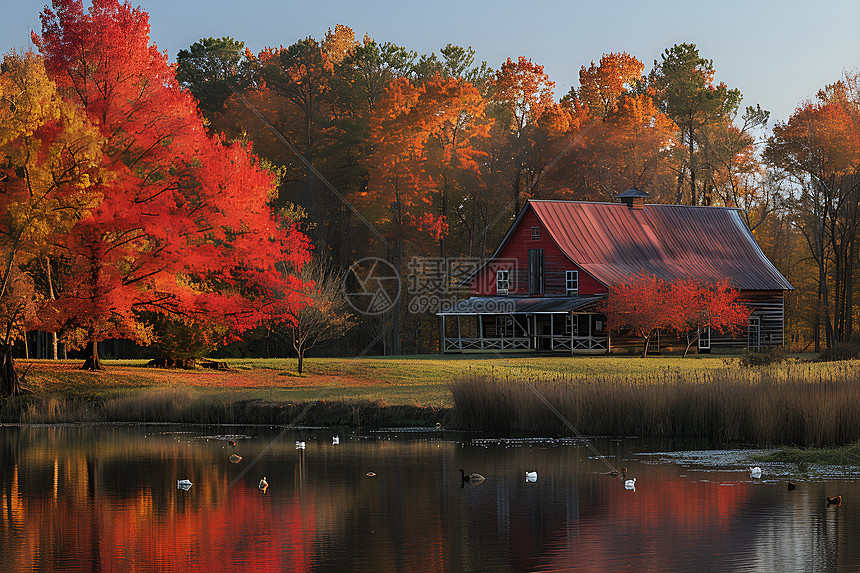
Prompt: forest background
<box><xmin>2</xmin><ymin>0</ymin><xmax>859</xmax><ymax>373</ymax></box>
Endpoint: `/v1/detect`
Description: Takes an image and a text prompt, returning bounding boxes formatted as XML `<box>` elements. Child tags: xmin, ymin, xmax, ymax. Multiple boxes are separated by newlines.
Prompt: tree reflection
<box><xmin>1</xmin><ymin>428</ymin><xmax>859</xmax><ymax>570</ymax></box>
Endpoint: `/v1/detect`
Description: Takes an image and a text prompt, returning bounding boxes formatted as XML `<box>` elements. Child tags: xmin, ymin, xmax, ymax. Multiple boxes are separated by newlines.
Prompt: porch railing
<box><xmin>534</xmin><ymin>335</ymin><xmax>573</xmax><ymax>351</ymax></box>
<box><xmin>444</xmin><ymin>337</ymin><xmax>530</xmax><ymax>351</ymax></box>
<box><xmin>533</xmin><ymin>335</ymin><xmax>608</xmax><ymax>352</ymax></box>
<box><xmin>444</xmin><ymin>335</ymin><xmax>608</xmax><ymax>352</ymax></box>
<box><xmin>572</xmin><ymin>335</ymin><xmax>607</xmax><ymax>351</ymax></box>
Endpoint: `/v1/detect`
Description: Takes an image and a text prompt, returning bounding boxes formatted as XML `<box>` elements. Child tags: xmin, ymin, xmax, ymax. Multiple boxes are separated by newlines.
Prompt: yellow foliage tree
<box><xmin>0</xmin><ymin>51</ymin><xmax>102</xmax><ymax>394</ymax></box>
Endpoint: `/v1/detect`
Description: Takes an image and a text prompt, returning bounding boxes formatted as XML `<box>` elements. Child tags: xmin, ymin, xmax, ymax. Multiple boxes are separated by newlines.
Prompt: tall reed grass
<box><xmin>449</xmin><ymin>362</ymin><xmax>860</xmax><ymax>445</ymax></box>
<box><xmin>2</xmin><ymin>388</ymin><xmax>447</xmax><ymax>428</ymax></box>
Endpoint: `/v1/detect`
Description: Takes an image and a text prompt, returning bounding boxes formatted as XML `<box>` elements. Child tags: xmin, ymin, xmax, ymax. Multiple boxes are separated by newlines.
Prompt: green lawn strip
<box><xmin>226</xmin><ymin>355</ymin><xmax>734</xmax><ymax>384</ymax></box>
<box><xmin>753</xmin><ymin>441</ymin><xmax>860</xmax><ymax>466</ymax></box>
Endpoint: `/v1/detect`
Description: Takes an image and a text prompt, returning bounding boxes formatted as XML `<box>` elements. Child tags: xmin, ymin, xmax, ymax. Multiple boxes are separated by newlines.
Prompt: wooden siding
<box><xmin>709</xmin><ymin>291</ymin><xmax>786</xmax><ymax>350</ymax></box>
<box><xmin>471</xmin><ymin>209</ymin><xmax>607</xmax><ymax>297</ymax></box>
<box><xmin>605</xmin><ymin>291</ymin><xmax>786</xmax><ymax>354</ymax></box>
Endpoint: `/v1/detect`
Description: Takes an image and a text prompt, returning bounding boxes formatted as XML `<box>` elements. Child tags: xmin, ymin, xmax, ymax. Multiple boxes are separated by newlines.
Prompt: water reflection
<box><xmin>0</xmin><ymin>425</ymin><xmax>858</xmax><ymax>572</ymax></box>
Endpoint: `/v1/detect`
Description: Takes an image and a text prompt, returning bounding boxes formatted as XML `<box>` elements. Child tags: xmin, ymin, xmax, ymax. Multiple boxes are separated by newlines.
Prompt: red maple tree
<box><xmin>601</xmin><ymin>272</ymin><xmax>750</xmax><ymax>356</ymax></box>
<box><xmin>670</xmin><ymin>279</ymin><xmax>751</xmax><ymax>355</ymax></box>
<box><xmin>600</xmin><ymin>272</ymin><xmax>671</xmax><ymax>356</ymax></box>
<box><xmin>33</xmin><ymin>0</ymin><xmax>310</xmax><ymax>369</ymax></box>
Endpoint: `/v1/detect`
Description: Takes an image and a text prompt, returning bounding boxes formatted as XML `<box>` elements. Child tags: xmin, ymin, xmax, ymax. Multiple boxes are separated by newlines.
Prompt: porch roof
<box><xmin>437</xmin><ymin>295</ymin><xmax>603</xmax><ymax>316</ymax></box>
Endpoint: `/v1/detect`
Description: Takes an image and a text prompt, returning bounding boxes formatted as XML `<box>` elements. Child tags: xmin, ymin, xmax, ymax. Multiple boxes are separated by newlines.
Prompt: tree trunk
<box><xmin>688</xmin><ymin>127</ymin><xmax>697</xmax><ymax>206</ymax></box>
<box><xmin>46</xmin><ymin>256</ymin><xmax>58</xmax><ymax>360</ymax></box>
<box><xmin>297</xmin><ymin>351</ymin><xmax>304</xmax><ymax>374</ymax></box>
<box><xmin>0</xmin><ymin>342</ymin><xmax>23</xmax><ymax>396</ymax></box>
<box><xmin>82</xmin><ymin>339</ymin><xmax>102</xmax><ymax>370</ymax></box>
<box><xmin>683</xmin><ymin>329</ymin><xmax>699</xmax><ymax>357</ymax></box>
<box><xmin>391</xmin><ymin>240</ymin><xmax>402</xmax><ymax>355</ymax></box>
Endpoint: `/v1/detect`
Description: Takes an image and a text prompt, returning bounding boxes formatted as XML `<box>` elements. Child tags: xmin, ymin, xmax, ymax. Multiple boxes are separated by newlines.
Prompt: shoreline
<box><xmin>0</xmin><ymin>390</ymin><xmax>451</xmax><ymax>428</ymax></box>
<box><xmin>5</xmin><ymin>355</ymin><xmax>860</xmax><ymax>447</ymax></box>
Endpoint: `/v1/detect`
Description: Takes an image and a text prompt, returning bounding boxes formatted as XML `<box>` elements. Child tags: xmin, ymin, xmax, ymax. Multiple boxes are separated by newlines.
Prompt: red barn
<box><xmin>438</xmin><ymin>190</ymin><xmax>793</xmax><ymax>354</ymax></box>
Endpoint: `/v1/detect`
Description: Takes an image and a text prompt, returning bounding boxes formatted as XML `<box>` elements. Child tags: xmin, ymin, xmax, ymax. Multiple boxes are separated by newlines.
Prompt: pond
<box><xmin>1</xmin><ymin>425</ymin><xmax>859</xmax><ymax>572</ymax></box>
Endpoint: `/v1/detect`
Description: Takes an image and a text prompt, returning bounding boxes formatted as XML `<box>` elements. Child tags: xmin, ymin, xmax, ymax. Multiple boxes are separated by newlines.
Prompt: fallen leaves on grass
<box><xmin>20</xmin><ymin>361</ymin><xmax>376</xmax><ymax>390</ymax></box>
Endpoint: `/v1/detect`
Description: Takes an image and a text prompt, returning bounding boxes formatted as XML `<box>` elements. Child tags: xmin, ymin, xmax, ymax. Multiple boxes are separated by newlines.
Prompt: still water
<box><xmin>1</xmin><ymin>424</ymin><xmax>859</xmax><ymax>572</ymax></box>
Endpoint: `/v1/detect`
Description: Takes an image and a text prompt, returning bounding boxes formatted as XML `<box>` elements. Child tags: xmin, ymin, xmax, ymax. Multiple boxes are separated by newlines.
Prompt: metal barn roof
<box><xmin>527</xmin><ymin>200</ymin><xmax>793</xmax><ymax>291</ymax></box>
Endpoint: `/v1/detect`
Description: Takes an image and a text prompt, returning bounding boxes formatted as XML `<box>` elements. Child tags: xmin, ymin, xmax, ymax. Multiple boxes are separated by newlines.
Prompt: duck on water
<box><xmin>460</xmin><ymin>469</ymin><xmax>485</xmax><ymax>486</ymax></box>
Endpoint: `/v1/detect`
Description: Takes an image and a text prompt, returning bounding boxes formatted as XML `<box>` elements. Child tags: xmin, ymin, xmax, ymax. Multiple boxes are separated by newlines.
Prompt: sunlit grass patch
<box><xmin>755</xmin><ymin>441</ymin><xmax>860</xmax><ymax>466</ymax></box>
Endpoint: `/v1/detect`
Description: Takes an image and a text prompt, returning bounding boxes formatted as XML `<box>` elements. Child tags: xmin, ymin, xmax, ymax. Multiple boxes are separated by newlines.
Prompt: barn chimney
<box><xmin>616</xmin><ymin>187</ymin><xmax>649</xmax><ymax>210</ymax></box>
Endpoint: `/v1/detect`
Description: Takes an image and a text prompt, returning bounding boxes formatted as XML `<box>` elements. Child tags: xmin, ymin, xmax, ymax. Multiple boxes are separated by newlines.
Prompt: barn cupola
<box><xmin>616</xmin><ymin>187</ymin><xmax>649</xmax><ymax>210</ymax></box>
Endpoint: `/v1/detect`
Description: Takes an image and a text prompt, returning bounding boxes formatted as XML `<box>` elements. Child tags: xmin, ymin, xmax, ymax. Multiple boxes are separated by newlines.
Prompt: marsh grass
<box><xmin>450</xmin><ymin>362</ymin><xmax>860</xmax><ymax>445</ymax></box>
<box><xmin>2</xmin><ymin>386</ymin><xmax>448</xmax><ymax>427</ymax></box>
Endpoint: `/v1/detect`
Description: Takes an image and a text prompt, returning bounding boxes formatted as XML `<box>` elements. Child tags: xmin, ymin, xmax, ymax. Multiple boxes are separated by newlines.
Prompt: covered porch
<box><xmin>437</xmin><ymin>296</ymin><xmax>609</xmax><ymax>354</ymax></box>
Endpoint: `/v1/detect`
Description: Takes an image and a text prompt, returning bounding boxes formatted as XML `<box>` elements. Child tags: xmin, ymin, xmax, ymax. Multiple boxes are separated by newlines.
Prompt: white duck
<box><xmin>332</xmin><ymin>436</ymin><xmax>340</xmax><ymax>445</ymax></box>
<box><xmin>624</xmin><ymin>478</ymin><xmax>636</xmax><ymax>490</ymax></box>
<box><xmin>176</xmin><ymin>479</ymin><xmax>193</xmax><ymax>491</ymax></box>
<box><xmin>749</xmin><ymin>466</ymin><xmax>762</xmax><ymax>479</ymax></box>
<box><xmin>525</xmin><ymin>471</ymin><xmax>538</xmax><ymax>483</ymax></box>
<box><xmin>296</xmin><ymin>441</ymin><xmax>306</xmax><ymax>450</ymax></box>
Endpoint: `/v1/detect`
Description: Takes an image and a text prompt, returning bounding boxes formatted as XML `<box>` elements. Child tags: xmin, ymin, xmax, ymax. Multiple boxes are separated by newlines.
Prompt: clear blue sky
<box><xmin>4</xmin><ymin>0</ymin><xmax>859</xmax><ymax>124</ymax></box>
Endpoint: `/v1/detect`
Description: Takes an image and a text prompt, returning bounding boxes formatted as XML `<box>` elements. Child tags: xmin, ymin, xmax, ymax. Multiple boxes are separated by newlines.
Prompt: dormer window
<box><xmin>566</xmin><ymin>270</ymin><xmax>579</xmax><ymax>295</ymax></box>
<box><xmin>531</xmin><ymin>226</ymin><xmax>540</xmax><ymax>240</ymax></box>
<box><xmin>496</xmin><ymin>269</ymin><xmax>510</xmax><ymax>295</ymax></box>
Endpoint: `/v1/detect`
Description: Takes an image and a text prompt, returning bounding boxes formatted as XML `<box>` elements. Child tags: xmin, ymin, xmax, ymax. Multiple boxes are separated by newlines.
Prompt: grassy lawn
<box><xmin>13</xmin><ymin>354</ymin><xmax>860</xmax><ymax>442</ymax></box>
<box><xmin>16</xmin><ymin>353</ymin><xmax>824</xmax><ymax>408</ymax></box>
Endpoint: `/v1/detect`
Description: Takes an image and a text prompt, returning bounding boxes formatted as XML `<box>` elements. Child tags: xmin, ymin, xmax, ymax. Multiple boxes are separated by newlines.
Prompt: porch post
<box><xmin>530</xmin><ymin>314</ymin><xmax>535</xmax><ymax>349</ymax></box>
<box><xmin>571</xmin><ymin>312</ymin><xmax>575</xmax><ymax>356</ymax></box>
<box><xmin>479</xmin><ymin>315</ymin><xmax>484</xmax><ymax>350</ymax></box>
<box><xmin>440</xmin><ymin>315</ymin><xmax>446</xmax><ymax>353</ymax></box>
<box><xmin>550</xmin><ymin>314</ymin><xmax>554</xmax><ymax>350</ymax></box>
<box><xmin>457</xmin><ymin>316</ymin><xmax>462</xmax><ymax>351</ymax></box>
<box><xmin>588</xmin><ymin>313</ymin><xmax>593</xmax><ymax>350</ymax></box>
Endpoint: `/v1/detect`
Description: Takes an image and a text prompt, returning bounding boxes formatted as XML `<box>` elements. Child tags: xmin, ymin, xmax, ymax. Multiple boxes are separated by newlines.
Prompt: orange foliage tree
<box><xmin>766</xmin><ymin>78</ymin><xmax>860</xmax><ymax>349</ymax></box>
<box><xmin>421</xmin><ymin>75</ymin><xmax>489</xmax><ymax>259</ymax></box>
<box><xmin>547</xmin><ymin>53</ymin><xmax>674</xmax><ymax>202</ymax></box>
<box><xmin>577</xmin><ymin>52</ymin><xmax>644</xmax><ymax>119</ymax></box>
<box><xmin>492</xmin><ymin>56</ymin><xmax>557</xmax><ymax>213</ymax></box>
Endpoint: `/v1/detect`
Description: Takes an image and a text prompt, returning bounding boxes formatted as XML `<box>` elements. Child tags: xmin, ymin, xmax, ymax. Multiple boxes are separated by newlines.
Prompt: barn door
<box><xmin>748</xmin><ymin>317</ymin><xmax>760</xmax><ymax>351</ymax></box>
<box><xmin>528</xmin><ymin>249</ymin><xmax>544</xmax><ymax>294</ymax></box>
<box><xmin>698</xmin><ymin>327</ymin><xmax>711</xmax><ymax>352</ymax></box>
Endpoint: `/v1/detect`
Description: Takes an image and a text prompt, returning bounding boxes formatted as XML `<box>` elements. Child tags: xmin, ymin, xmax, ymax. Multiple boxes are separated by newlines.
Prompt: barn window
<box><xmin>531</xmin><ymin>226</ymin><xmax>540</xmax><ymax>240</ymax></box>
<box><xmin>496</xmin><ymin>269</ymin><xmax>510</xmax><ymax>295</ymax></box>
<box><xmin>565</xmin><ymin>270</ymin><xmax>579</xmax><ymax>295</ymax></box>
